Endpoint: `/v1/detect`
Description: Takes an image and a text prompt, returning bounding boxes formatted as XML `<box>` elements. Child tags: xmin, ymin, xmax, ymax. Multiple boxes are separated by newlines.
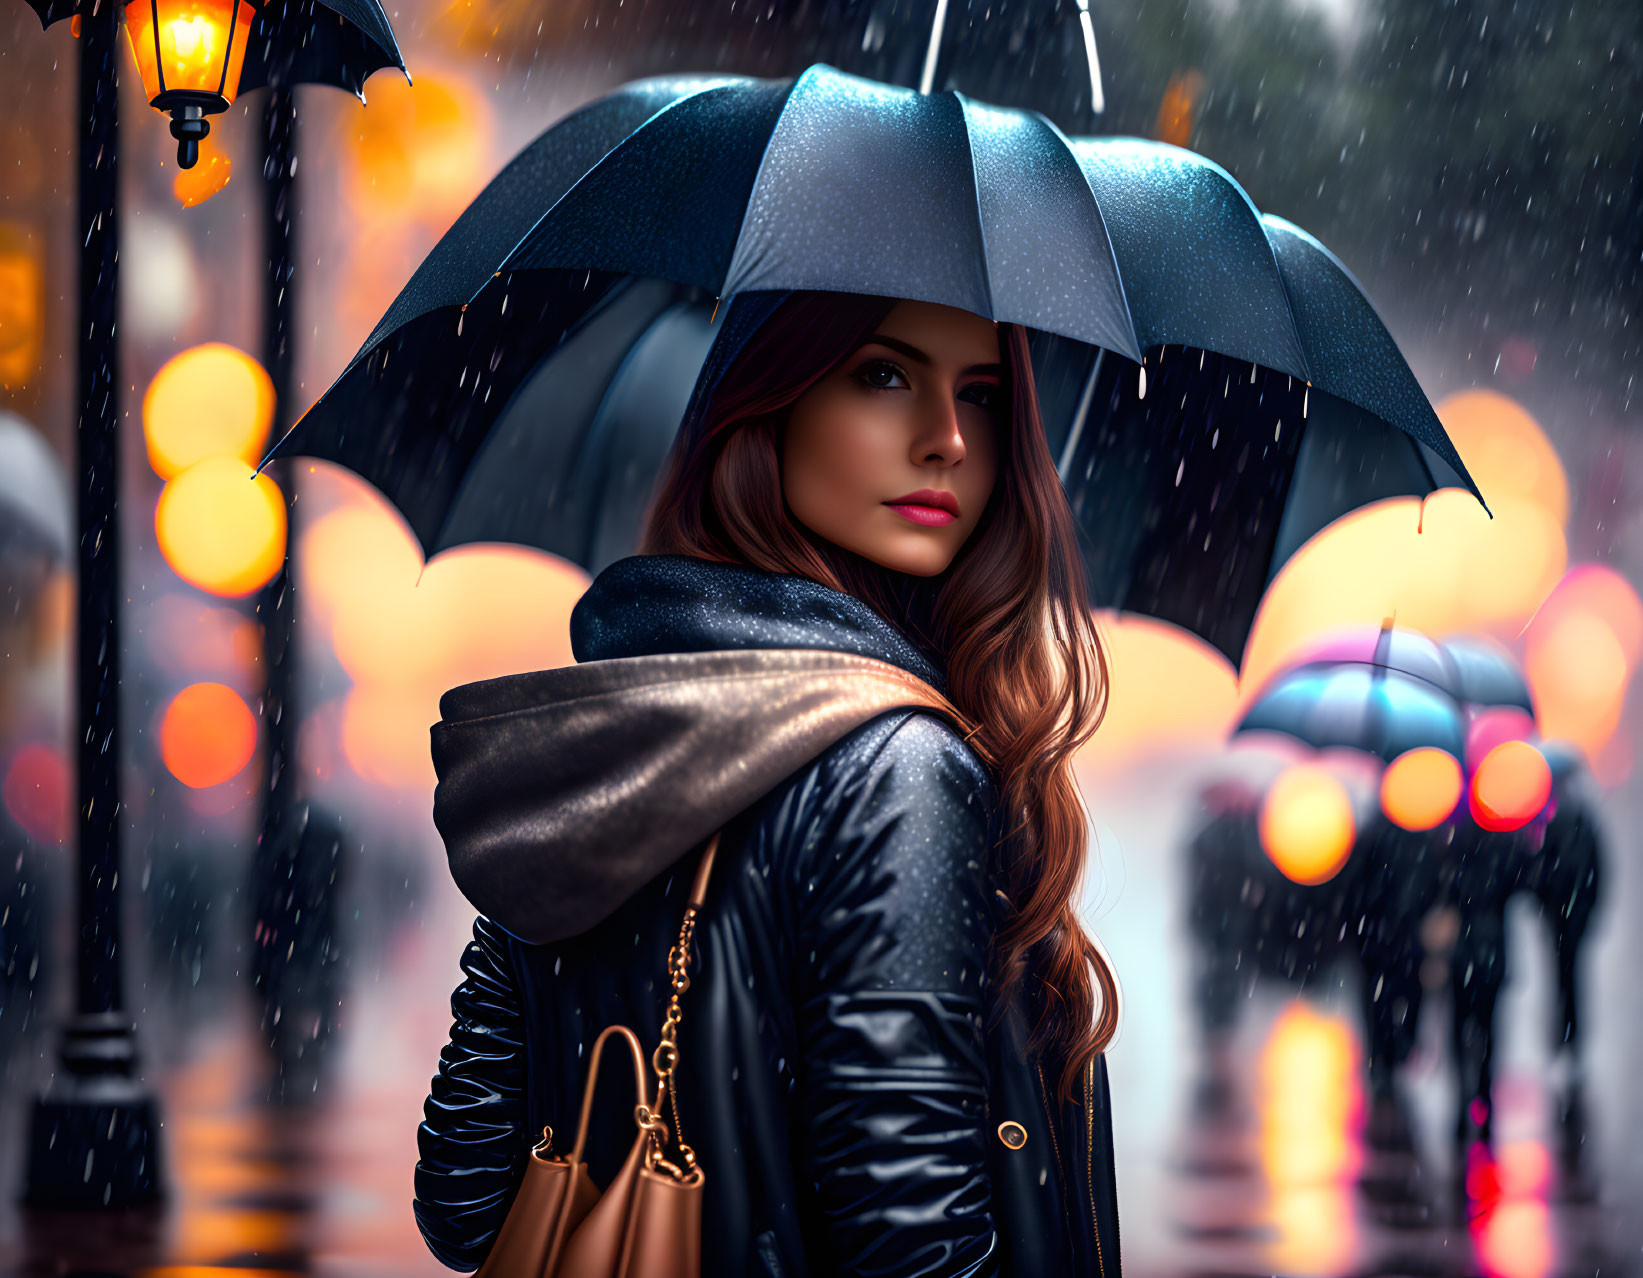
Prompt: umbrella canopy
<box><xmin>267</xmin><ymin>65</ymin><xmax>1484</xmax><ymax>664</ymax></box>
<box><xmin>1440</xmin><ymin>635</ymin><xmax>1535</xmax><ymax>715</ymax></box>
<box><xmin>1234</xmin><ymin>661</ymin><xmax>1468</xmax><ymax>763</ymax></box>
<box><xmin>1289</xmin><ymin>626</ymin><xmax>1534</xmax><ymax>715</ymax></box>
<box><xmin>23</xmin><ymin>0</ymin><xmax>407</xmax><ymax>98</ymax></box>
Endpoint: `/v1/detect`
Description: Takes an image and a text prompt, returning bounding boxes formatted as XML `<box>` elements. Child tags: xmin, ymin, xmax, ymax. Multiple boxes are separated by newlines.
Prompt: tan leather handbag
<box><xmin>474</xmin><ymin>835</ymin><xmax>720</xmax><ymax>1278</ymax></box>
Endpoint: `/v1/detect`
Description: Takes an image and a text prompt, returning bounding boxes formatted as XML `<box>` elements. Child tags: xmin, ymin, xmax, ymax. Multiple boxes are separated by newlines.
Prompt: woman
<box><xmin>415</xmin><ymin>291</ymin><xmax>1121</xmax><ymax>1277</ymax></box>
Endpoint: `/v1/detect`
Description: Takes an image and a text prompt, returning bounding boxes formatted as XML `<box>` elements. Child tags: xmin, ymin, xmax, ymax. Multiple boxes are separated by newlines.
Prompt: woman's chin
<box><xmin>850</xmin><ymin>531</ymin><xmax>960</xmax><ymax>577</ymax></box>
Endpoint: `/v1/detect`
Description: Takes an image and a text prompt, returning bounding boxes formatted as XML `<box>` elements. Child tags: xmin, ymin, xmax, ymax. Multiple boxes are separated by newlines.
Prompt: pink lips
<box><xmin>887</xmin><ymin>504</ymin><xmax>957</xmax><ymax>527</ymax></box>
<box><xmin>884</xmin><ymin>489</ymin><xmax>960</xmax><ymax>527</ymax></box>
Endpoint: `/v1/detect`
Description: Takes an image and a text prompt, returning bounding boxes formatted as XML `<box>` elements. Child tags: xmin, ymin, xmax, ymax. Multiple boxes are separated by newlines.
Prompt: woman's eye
<box><xmin>958</xmin><ymin>382</ymin><xmax>1001</xmax><ymax>411</ymax></box>
<box><xmin>855</xmin><ymin>360</ymin><xmax>909</xmax><ymax>391</ymax></box>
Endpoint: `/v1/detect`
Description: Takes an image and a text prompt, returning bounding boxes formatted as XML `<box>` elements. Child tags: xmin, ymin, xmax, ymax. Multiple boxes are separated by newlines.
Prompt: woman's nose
<box><xmin>912</xmin><ymin>394</ymin><xmax>967</xmax><ymax>467</ymax></box>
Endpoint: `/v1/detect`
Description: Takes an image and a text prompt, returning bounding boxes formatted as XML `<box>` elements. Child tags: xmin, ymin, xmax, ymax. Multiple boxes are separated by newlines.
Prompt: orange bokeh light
<box><xmin>173</xmin><ymin>136</ymin><xmax>232</xmax><ymax>206</ymax></box>
<box><xmin>143</xmin><ymin>343</ymin><xmax>274</xmax><ymax>479</ymax></box>
<box><xmin>1435</xmin><ymin>389</ymin><xmax>1568</xmax><ymax>528</ymax></box>
<box><xmin>1380</xmin><ymin>747</ymin><xmax>1463</xmax><ymax>831</ymax></box>
<box><xmin>1242</xmin><ymin>491</ymin><xmax>1566</xmax><ymax>695</ymax></box>
<box><xmin>159</xmin><ymin>682</ymin><xmax>257</xmax><ymax>789</ymax></box>
<box><xmin>1522</xmin><ymin>565</ymin><xmax>1643</xmax><ymax>770</ymax></box>
<box><xmin>343</xmin><ymin>71</ymin><xmax>491</xmax><ymax>232</ymax></box>
<box><xmin>3</xmin><ymin>743</ymin><xmax>70</xmax><ymax>845</ymax></box>
<box><xmin>0</xmin><ymin>223</ymin><xmax>45</xmax><ymax>391</ymax></box>
<box><xmin>1154</xmin><ymin>70</ymin><xmax>1205</xmax><ymax>149</ymax></box>
<box><xmin>155</xmin><ymin>456</ymin><xmax>287</xmax><ymax>597</ymax></box>
<box><xmin>295</xmin><ymin>470</ymin><xmax>590</xmax><ymax>792</ymax></box>
<box><xmin>1475</xmin><ymin>1199</ymin><xmax>1554</xmax><ymax>1278</ymax></box>
<box><xmin>1257</xmin><ymin>1002</ymin><xmax>1363</xmax><ymax>1274</ymax></box>
<box><xmin>1259</xmin><ymin>765</ymin><xmax>1356</xmax><ymax>884</ymax></box>
<box><xmin>1469</xmin><ymin>740</ymin><xmax>1553</xmax><ymax>833</ymax></box>
<box><xmin>340</xmin><ymin>684</ymin><xmax>437</xmax><ymax>790</ymax></box>
<box><xmin>1076</xmin><ymin>613</ymin><xmax>1238</xmax><ymax>775</ymax></box>
<box><xmin>1241</xmin><ymin>390</ymin><xmax>1570</xmax><ymax>697</ymax></box>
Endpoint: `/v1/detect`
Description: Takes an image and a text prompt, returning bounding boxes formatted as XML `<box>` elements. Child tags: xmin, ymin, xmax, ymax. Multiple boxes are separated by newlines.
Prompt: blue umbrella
<box><xmin>1236</xmin><ymin>627</ymin><xmax>1469</xmax><ymax>762</ymax></box>
<box><xmin>1266</xmin><ymin>625</ymin><xmax>1535</xmax><ymax>716</ymax></box>
<box><xmin>1235</xmin><ymin>662</ymin><xmax>1468</xmax><ymax>764</ymax></box>
<box><xmin>266</xmin><ymin>65</ymin><xmax>1484</xmax><ymax>663</ymax></box>
<box><xmin>1440</xmin><ymin>635</ymin><xmax>1535</xmax><ymax>715</ymax></box>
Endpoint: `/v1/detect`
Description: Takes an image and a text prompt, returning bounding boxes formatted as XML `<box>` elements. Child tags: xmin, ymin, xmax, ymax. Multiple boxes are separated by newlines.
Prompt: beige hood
<box><xmin>430</xmin><ymin>648</ymin><xmax>967</xmax><ymax>945</ymax></box>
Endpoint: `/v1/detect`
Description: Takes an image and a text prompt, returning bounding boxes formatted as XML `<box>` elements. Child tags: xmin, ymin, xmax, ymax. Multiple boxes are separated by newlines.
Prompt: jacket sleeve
<box><xmin>413</xmin><ymin>914</ymin><xmax>529</xmax><ymax>1272</ymax></box>
<box><xmin>791</xmin><ymin>713</ymin><xmax>1001</xmax><ymax>1278</ymax></box>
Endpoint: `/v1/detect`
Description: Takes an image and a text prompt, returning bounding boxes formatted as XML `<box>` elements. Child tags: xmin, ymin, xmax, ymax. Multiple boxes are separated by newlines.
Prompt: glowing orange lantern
<box><xmin>155</xmin><ymin>456</ymin><xmax>287</xmax><ymax>597</ymax></box>
<box><xmin>159</xmin><ymin>682</ymin><xmax>257</xmax><ymax>788</ymax></box>
<box><xmin>1469</xmin><ymin>740</ymin><xmax>1553</xmax><ymax>833</ymax></box>
<box><xmin>1259</xmin><ymin>765</ymin><xmax>1356</xmax><ymax>885</ymax></box>
<box><xmin>1381</xmin><ymin>747</ymin><xmax>1463</xmax><ymax>832</ymax></box>
<box><xmin>143</xmin><ymin>343</ymin><xmax>274</xmax><ymax>479</ymax></box>
<box><xmin>124</xmin><ymin>0</ymin><xmax>260</xmax><ymax>168</ymax></box>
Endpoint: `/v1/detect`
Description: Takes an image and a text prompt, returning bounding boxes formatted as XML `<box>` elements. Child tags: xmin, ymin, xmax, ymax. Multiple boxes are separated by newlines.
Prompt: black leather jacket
<box><xmin>414</xmin><ymin>555</ymin><xmax>1121</xmax><ymax>1277</ymax></box>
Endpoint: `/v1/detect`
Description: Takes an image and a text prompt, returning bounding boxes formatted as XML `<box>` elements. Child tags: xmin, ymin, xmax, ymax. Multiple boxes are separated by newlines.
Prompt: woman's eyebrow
<box><xmin>863</xmin><ymin>334</ymin><xmax>1003</xmax><ymax>377</ymax></box>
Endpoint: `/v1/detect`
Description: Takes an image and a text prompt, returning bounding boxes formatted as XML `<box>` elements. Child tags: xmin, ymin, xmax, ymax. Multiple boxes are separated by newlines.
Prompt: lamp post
<box><xmin>24</xmin><ymin>0</ymin><xmax>160</xmax><ymax>1208</ymax></box>
<box><xmin>15</xmin><ymin>0</ymin><xmax>404</xmax><ymax>1207</ymax></box>
<box><xmin>24</xmin><ymin>0</ymin><xmax>272</xmax><ymax>1209</ymax></box>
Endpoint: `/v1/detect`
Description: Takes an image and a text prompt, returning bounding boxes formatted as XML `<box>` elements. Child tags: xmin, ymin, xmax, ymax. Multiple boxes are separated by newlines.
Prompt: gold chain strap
<box><xmin>642</xmin><ymin>834</ymin><xmax>718</xmax><ymax>1185</ymax></box>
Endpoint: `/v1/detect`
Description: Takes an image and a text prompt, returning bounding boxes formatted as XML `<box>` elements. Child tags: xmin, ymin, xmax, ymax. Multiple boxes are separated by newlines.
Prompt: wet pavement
<box><xmin>0</xmin><ymin>766</ymin><xmax>1637</xmax><ymax>1276</ymax></box>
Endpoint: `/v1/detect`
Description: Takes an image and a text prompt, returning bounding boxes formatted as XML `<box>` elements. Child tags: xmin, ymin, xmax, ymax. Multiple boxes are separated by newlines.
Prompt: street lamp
<box><xmin>123</xmin><ymin>0</ymin><xmax>259</xmax><ymax>168</ymax></box>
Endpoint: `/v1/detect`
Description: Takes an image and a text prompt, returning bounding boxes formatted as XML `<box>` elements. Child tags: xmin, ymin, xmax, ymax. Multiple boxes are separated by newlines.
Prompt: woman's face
<box><xmin>781</xmin><ymin>300</ymin><xmax>1003</xmax><ymax>577</ymax></box>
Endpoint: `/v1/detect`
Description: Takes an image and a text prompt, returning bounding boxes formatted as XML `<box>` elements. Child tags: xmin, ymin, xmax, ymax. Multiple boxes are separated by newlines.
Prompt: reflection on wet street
<box><xmin>0</xmin><ymin>887</ymin><xmax>464</xmax><ymax>1278</ymax></box>
<box><xmin>2</xmin><ymin>767</ymin><xmax>1636</xmax><ymax>1276</ymax></box>
<box><xmin>1093</xmin><ymin>768</ymin><xmax>1642</xmax><ymax>1278</ymax></box>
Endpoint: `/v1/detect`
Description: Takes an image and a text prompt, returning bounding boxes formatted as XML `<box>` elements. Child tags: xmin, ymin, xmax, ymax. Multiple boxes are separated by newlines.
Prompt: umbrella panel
<box><xmin>1040</xmin><ymin>340</ymin><xmax>1300</xmax><ymax>665</ymax></box>
<box><xmin>274</xmin><ymin>268</ymin><xmax>635</xmax><ymax>555</ymax></box>
<box><xmin>436</xmin><ymin>278</ymin><xmax>712</xmax><ymax>564</ymax></box>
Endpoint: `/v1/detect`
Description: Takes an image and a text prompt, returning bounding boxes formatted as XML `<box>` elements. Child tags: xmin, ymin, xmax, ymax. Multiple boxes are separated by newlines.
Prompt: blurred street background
<box><xmin>0</xmin><ymin>0</ymin><xmax>1638</xmax><ymax>1273</ymax></box>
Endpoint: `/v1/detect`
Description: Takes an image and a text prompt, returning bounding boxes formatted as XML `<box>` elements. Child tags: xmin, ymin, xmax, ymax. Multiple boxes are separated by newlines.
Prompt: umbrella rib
<box><xmin>952</xmin><ymin>95</ymin><xmax>997</xmax><ymax>318</ymax></box>
<box><xmin>1076</xmin><ymin>0</ymin><xmax>1105</xmax><ymax>114</ymax></box>
<box><xmin>1040</xmin><ymin>117</ymin><xmax>1143</xmax><ymax>362</ymax></box>
<box><xmin>721</xmin><ymin>68</ymin><xmax>820</xmax><ymax>300</ymax></box>
<box><xmin>474</xmin><ymin>79</ymin><xmax>742</xmax><ymax>311</ymax></box>
<box><xmin>1057</xmin><ymin>349</ymin><xmax>1106</xmax><ymax>482</ymax></box>
<box><xmin>920</xmin><ymin>0</ymin><xmax>950</xmax><ymax>96</ymax></box>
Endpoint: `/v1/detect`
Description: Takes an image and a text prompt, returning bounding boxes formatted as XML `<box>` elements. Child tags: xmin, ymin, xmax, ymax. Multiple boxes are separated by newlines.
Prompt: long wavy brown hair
<box><xmin>640</xmin><ymin>291</ymin><xmax>1119</xmax><ymax>1101</ymax></box>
